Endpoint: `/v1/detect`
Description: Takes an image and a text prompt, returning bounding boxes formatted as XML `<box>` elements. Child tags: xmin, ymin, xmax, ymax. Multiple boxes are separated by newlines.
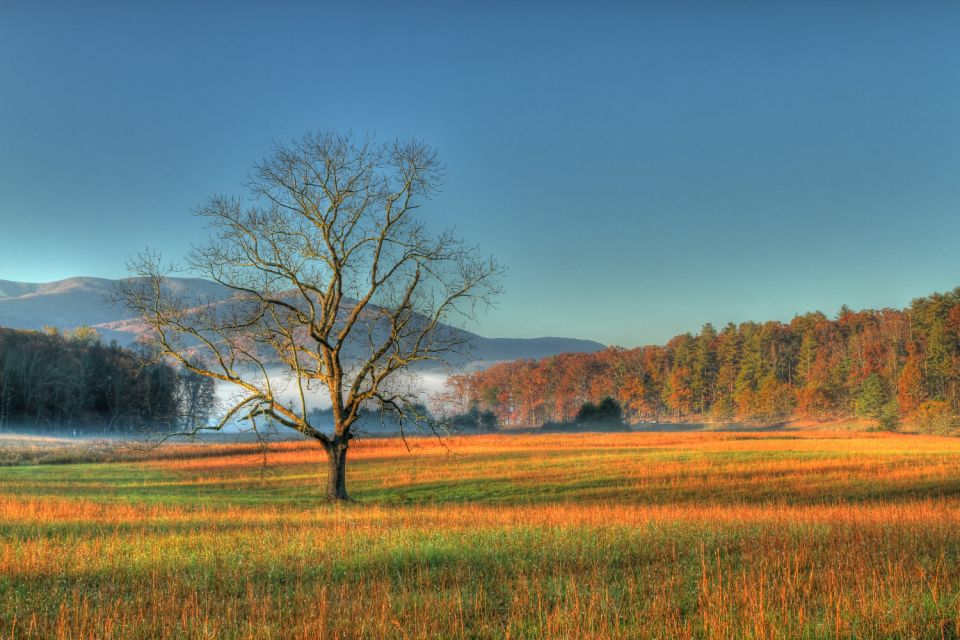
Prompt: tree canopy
<box><xmin>449</xmin><ymin>288</ymin><xmax>960</xmax><ymax>432</ymax></box>
<box><xmin>0</xmin><ymin>327</ymin><xmax>213</xmax><ymax>433</ymax></box>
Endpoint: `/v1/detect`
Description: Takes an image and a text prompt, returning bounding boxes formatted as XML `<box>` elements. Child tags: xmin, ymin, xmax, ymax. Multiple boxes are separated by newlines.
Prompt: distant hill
<box><xmin>0</xmin><ymin>276</ymin><xmax>604</xmax><ymax>369</ymax></box>
<box><xmin>0</xmin><ymin>277</ymin><xmax>229</xmax><ymax>334</ymax></box>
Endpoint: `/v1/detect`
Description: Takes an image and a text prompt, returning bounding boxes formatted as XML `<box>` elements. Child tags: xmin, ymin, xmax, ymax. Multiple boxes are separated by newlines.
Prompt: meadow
<box><xmin>2</xmin><ymin>431</ymin><xmax>960</xmax><ymax>639</ymax></box>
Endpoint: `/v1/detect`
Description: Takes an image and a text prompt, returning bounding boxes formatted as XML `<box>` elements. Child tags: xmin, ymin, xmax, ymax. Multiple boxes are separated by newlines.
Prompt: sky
<box><xmin>1</xmin><ymin>1</ymin><xmax>959</xmax><ymax>347</ymax></box>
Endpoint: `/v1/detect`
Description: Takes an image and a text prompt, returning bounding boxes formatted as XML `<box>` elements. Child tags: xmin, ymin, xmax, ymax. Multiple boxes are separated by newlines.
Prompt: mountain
<box><xmin>0</xmin><ymin>277</ymin><xmax>604</xmax><ymax>368</ymax></box>
<box><xmin>0</xmin><ymin>277</ymin><xmax>230</xmax><ymax>332</ymax></box>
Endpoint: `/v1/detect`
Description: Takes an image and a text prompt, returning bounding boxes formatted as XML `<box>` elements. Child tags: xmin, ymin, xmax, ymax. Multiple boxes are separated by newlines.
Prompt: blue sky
<box><xmin>1</xmin><ymin>1</ymin><xmax>959</xmax><ymax>346</ymax></box>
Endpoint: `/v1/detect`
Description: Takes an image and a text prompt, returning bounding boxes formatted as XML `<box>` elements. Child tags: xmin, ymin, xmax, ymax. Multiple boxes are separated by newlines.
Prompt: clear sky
<box><xmin>1</xmin><ymin>2</ymin><xmax>959</xmax><ymax>347</ymax></box>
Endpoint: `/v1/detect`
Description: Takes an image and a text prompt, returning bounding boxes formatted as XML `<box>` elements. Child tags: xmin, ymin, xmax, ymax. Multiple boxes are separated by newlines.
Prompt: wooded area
<box><xmin>447</xmin><ymin>288</ymin><xmax>960</xmax><ymax>431</ymax></box>
<box><xmin>0</xmin><ymin>327</ymin><xmax>214</xmax><ymax>433</ymax></box>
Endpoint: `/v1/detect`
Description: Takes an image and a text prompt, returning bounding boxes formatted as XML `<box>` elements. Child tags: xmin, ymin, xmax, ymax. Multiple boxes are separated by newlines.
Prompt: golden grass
<box><xmin>2</xmin><ymin>431</ymin><xmax>960</xmax><ymax>638</ymax></box>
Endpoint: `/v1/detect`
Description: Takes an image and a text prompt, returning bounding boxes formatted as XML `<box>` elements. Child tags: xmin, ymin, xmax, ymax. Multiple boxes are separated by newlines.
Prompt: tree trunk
<box><xmin>325</xmin><ymin>436</ymin><xmax>350</xmax><ymax>501</ymax></box>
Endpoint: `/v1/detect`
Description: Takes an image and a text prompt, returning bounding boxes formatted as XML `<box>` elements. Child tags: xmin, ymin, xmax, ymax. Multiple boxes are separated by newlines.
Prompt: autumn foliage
<box><xmin>449</xmin><ymin>288</ymin><xmax>960</xmax><ymax>428</ymax></box>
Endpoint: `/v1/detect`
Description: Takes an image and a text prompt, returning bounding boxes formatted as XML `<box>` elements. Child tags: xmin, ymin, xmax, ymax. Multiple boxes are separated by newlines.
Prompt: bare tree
<box><xmin>120</xmin><ymin>131</ymin><xmax>502</xmax><ymax>500</ymax></box>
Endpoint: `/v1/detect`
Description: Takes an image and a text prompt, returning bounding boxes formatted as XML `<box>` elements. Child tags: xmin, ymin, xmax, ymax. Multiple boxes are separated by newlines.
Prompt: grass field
<box><xmin>3</xmin><ymin>431</ymin><xmax>960</xmax><ymax>639</ymax></box>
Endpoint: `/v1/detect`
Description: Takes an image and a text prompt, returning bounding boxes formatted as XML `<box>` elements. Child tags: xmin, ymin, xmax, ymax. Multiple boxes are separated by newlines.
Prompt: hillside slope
<box><xmin>0</xmin><ymin>276</ymin><xmax>604</xmax><ymax>368</ymax></box>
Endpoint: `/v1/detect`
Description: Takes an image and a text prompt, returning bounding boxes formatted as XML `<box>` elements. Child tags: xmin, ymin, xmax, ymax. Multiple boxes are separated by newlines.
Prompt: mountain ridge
<box><xmin>0</xmin><ymin>276</ymin><xmax>605</xmax><ymax>368</ymax></box>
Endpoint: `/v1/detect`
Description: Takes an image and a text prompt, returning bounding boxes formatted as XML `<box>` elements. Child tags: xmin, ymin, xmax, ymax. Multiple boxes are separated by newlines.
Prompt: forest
<box><xmin>446</xmin><ymin>288</ymin><xmax>960</xmax><ymax>431</ymax></box>
<box><xmin>0</xmin><ymin>326</ymin><xmax>215</xmax><ymax>433</ymax></box>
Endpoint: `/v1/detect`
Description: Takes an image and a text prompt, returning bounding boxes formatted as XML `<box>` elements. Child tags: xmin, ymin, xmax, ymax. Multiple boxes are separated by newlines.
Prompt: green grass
<box><xmin>2</xmin><ymin>432</ymin><xmax>960</xmax><ymax>638</ymax></box>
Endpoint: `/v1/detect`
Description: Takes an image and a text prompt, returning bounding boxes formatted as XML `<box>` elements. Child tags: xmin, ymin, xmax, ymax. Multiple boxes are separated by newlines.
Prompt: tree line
<box><xmin>0</xmin><ymin>326</ymin><xmax>215</xmax><ymax>434</ymax></box>
<box><xmin>446</xmin><ymin>288</ymin><xmax>960</xmax><ymax>432</ymax></box>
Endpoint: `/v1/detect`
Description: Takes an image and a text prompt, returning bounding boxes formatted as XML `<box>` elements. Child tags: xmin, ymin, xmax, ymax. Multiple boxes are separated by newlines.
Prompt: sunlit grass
<box><xmin>2</xmin><ymin>431</ymin><xmax>960</xmax><ymax>638</ymax></box>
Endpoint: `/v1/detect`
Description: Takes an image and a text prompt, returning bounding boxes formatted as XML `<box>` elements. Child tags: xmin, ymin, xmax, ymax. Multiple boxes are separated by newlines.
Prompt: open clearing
<box><xmin>2</xmin><ymin>431</ymin><xmax>960</xmax><ymax>638</ymax></box>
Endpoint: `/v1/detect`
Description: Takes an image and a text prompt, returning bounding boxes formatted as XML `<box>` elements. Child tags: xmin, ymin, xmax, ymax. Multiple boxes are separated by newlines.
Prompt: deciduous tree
<box><xmin>121</xmin><ymin>131</ymin><xmax>502</xmax><ymax>500</ymax></box>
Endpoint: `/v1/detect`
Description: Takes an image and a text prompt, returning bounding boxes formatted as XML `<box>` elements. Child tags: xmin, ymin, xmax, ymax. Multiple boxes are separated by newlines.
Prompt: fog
<box><xmin>207</xmin><ymin>364</ymin><xmax>454</xmax><ymax>434</ymax></box>
<box><xmin>0</xmin><ymin>362</ymin><xmax>458</xmax><ymax>440</ymax></box>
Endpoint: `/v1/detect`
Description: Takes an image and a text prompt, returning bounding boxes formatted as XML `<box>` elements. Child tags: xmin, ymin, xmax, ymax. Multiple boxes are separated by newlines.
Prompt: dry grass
<box><xmin>2</xmin><ymin>431</ymin><xmax>960</xmax><ymax>638</ymax></box>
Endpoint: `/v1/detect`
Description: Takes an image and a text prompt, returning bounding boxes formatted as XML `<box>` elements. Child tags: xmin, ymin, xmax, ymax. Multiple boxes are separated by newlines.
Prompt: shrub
<box><xmin>913</xmin><ymin>400</ymin><xmax>956</xmax><ymax>434</ymax></box>
<box><xmin>576</xmin><ymin>397</ymin><xmax>623</xmax><ymax>425</ymax></box>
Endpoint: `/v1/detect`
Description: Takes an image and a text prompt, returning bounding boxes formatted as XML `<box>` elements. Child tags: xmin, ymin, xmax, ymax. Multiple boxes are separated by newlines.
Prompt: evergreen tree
<box><xmin>856</xmin><ymin>374</ymin><xmax>889</xmax><ymax>420</ymax></box>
